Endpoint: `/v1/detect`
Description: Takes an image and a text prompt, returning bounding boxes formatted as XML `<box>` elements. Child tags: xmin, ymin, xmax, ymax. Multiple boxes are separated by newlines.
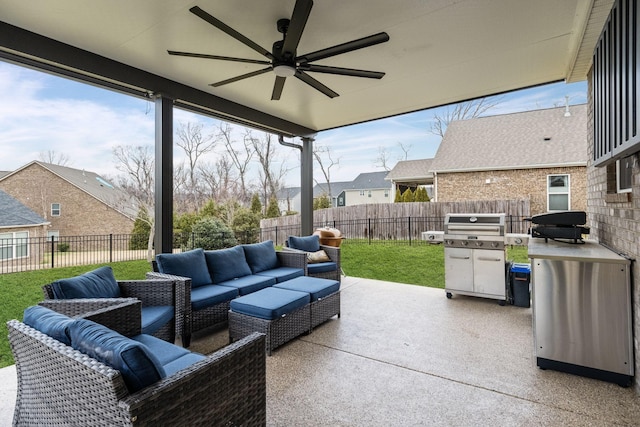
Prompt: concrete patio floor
<box><xmin>2</xmin><ymin>276</ymin><xmax>639</xmax><ymax>426</ymax></box>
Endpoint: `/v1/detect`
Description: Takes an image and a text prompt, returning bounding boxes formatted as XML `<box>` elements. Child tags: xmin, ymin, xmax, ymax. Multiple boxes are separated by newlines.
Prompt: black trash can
<box><xmin>510</xmin><ymin>263</ymin><xmax>531</xmax><ymax>307</ymax></box>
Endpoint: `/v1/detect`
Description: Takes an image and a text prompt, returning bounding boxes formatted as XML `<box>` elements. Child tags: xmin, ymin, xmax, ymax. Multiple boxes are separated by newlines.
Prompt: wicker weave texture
<box><xmin>311</xmin><ymin>291</ymin><xmax>341</xmax><ymax>329</ymax></box>
<box><xmin>229</xmin><ymin>304</ymin><xmax>311</xmax><ymax>356</ymax></box>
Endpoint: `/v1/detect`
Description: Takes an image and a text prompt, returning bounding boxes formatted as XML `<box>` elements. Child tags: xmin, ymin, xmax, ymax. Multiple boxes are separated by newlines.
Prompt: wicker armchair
<box><xmin>148</xmin><ymin>249</ymin><xmax>306</xmax><ymax>347</ymax></box>
<box><xmin>8</xmin><ymin>299</ymin><xmax>267</xmax><ymax>427</ymax></box>
<box><xmin>284</xmin><ymin>237</ymin><xmax>342</xmax><ymax>283</ymax></box>
<box><xmin>43</xmin><ymin>275</ymin><xmax>185</xmax><ymax>344</ymax></box>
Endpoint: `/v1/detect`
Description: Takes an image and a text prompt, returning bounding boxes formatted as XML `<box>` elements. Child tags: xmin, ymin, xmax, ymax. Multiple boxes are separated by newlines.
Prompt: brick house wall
<box><xmin>585</xmin><ymin>73</ymin><xmax>640</xmax><ymax>392</ymax></box>
<box><xmin>435</xmin><ymin>166</ymin><xmax>587</xmax><ymax>216</ymax></box>
<box><xmin>0</xmin><ymin>163</ymin><xmax>134</xmax><ymax>237</ymax></box>
<box><xmin>0</xmin><ymin>224</ymin><xmax>48</xmax><ymax>270</ymax></box>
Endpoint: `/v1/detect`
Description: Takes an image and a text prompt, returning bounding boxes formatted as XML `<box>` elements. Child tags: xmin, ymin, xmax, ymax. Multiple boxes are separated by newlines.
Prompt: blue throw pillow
<box><xmin>242</xmin><ymin>240</ymin><xmax>279</xmax><ymax>274</ymax></box>
<box><xmin>50</xmin><ymin>266</ymin><xmax>120</xmax><ymax>299</ymax></box>
<box><xmin>156</xmin><ymin>248</ymin><xmax>212</xmax><ymax>288</ymax></box>
<box><xmin>204</xmin><ymin>246</ymin><xmax>252</xmax><ymax>284</ymax></box>
<box><xmin>23</xmin><ymin>306</ymin><xmax>75</xmax><ymax>346</ymax></box>
<box><xmin>288</xmin><ymin>235</ymin><xmax>320</xmax><ymax>252</ymax></box>
<box><xmin>70</xmin><ymin>319</ymin><xmax>165</xmax><ymax>393</ymax></box>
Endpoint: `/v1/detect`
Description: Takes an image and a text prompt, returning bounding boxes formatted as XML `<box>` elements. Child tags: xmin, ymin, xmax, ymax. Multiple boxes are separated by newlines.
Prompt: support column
<box><xmin>301</xmin><ymin>136</ymin><xmax>314</xmax><ymax>235</ymax></box>
<box><xmin>154</xmin><ymin>94</ymin><xmax>173</xmax><ymax>254</ymax></box>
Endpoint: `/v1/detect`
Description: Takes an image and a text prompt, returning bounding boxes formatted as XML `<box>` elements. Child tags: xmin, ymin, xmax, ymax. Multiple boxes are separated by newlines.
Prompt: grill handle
<box><xmin>445</xmin><ymin>225</ymin><xmax>502</xmax><ymax>233</ymax></box>
<box><xmin>448</xmin><ymin>255</ymin><xmax>471</xmax><ymax>260</ymax></box>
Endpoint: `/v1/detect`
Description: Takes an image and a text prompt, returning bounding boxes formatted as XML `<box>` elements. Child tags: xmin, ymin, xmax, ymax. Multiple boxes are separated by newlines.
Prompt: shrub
<box><xmin>190</xmin><ymin>217</ymin><xmax>237</xmax><ymax>250</ymax></box>
<box><xmin>232</xmin><ymin>207</ymin><xmax>261</xmax><ymax>244</ymax></box>
<box><xmin>57</xmin><ymin>242</ymin><xmax>70</xmax><ymax>252</ymax></box>
<box><xmin>129</xmin><ymin>207</ymin><xmax>151</xmax><ymax>250</ymax></box>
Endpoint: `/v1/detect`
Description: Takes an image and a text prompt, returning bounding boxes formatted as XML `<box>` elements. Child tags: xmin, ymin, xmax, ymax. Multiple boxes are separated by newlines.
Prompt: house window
<box><xmin>47</xmin><ymin>231</ymin><xmax>60</xmax><ymax>242</ymax></box>
<box><xmin>368</xmin><ymin>191</ymin><xmax>372</xmax><ymax>198</ymax></box>
<box><xmin>0</xmin><ymin>231</ymin><xmax>29</xmax><ymax>260</ymax></box>
<box><xmin>617</xmin><ymin>156</ymin><xmax>633</xmax><ymax>193</ymax></box>
<box><xmin>359</xmin><ymin>190</ymin><xmax>365</xmax><ymax>196</ymax></box>
<box><xmin>51</xmin><ymin>203</ymin><xmax>61</xmax><ymax>216</ymax></box>
<box><xmin>547</xmin><ymin>174</ymin><xmax>570</xmax><ymax>211</ymax></box>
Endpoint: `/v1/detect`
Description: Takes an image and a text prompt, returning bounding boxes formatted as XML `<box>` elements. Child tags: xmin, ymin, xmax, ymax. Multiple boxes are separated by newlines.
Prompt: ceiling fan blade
<box><xmin>295</xmin><ymin>71</ymin><xmax>339</xmax><ymax>98</ymax></box>
<box><xmin>271</xmin><ymin>76</ymin><xmax>287</xmax><ymax>100</ymax></box>
<box><xmin>297</xmin><ymin>32</ymin><xmax>389</xmax><ymax>63</ymax></box>
<box><xmin>300</xmin><ymin>64</ymin><xmax>385</xmax><ymax>79</ymax></box>
<box><xmin>210</xmin><ymin>67</ymin><xmax>272</xmax><ymax>87</ymax></box>
<box><xmin>167</xmin><ymin>51</ymin><xmax>270</xmax><ymax>65</ymax></box>
<box><xmin>281</xmin><ymin>0</ymin><xmax>313</xmax><ymax>56</ymax></box>
<box><xmin>190</xmin><ymin>6</ymin><xmax>273</xmax><ymax>60</ymax></box>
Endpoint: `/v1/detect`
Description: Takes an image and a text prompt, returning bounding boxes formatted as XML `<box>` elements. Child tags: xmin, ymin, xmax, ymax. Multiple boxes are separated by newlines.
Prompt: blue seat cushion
<box><xmin>140</xmin><ymin>306</ymin><xmax>174</xmax><ymax>336</ymax></box>
<box><xmin>190</xmin><ymin>285</ymin><xmax>239</xmax><ymax>311</ymax></box>
<box><xmin>50</xmin><ymin>266</ymin><xmax>120</xmax><ymax>299</ymax></box>
<box><xmin>156</xmin><ymin>249</ymin><xmax>212</xmax><ymax>288</ymax></box>
<box><xmin>230</xmin><ymin>287</ymin><xmax>310</xmax><ymax>320</ymax></box>
<box><xmin>132</xmin><ymin>334</ymin><xmax>205</xmax><ymax>375</ymax></box>
<box><xmin>242</xmin><ymin>240</ymin><xmax>279</xmax><ymax>274</ymax></box>
<box><xmin>308</xmin><ymin>262</ymin><xmax>338</xmax><ymax>274</ymax></box>
<box><xmin>204</xmin><ymin>246</ymin><xmax>252</xmax><ymax>284</ymax></box>
<box><xmin>288</xmin><ymin>235</ymin><xmax>321</xmax><ymax>252</ymax></box>
<box><xmin>163</xmin><ymin>353</ymin><xmax>207</xmax><ymax>377</ymax></box>
<box><xmin>274</xmin><ymin>277</ymin><xmax>340</xmax><ymax>301</ymax></box>
<box><xmin>255</xmin><ymin>267</ymin><xmax>304</xmax><ymax>283</ymax></box>
<box><xmin>218</xmin><ymin>275</ymin><xmax>276</xmax><ymax>296</ymax></box>
<box><xmin>23</xmin><ymin>306</ymin><xmax>74</xmax><ymax>346</ymax></box>
<box><xmin>70</xmin><ymin>319</ymin><xmax>165</xmax><ymax>393</ymax></box>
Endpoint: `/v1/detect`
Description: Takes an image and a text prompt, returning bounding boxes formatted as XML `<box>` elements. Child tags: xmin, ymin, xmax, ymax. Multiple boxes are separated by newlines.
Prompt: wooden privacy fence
<box><xmin>260</xmin><ymin>199</ymin><xmax>531</xmax><ymax>246</ymax></box>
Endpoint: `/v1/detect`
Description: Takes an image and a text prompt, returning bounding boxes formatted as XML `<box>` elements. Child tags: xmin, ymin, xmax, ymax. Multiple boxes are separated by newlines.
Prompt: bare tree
<box><xmin>112</xmin><ymin>145</ymin><xmax>155</xmax><ymax>261</ymax></box>
<box><xmin>313</xmin><ymin>144</ymin><xmax>340</xmax><ymax>204</ymax></box>
<box><xmin>248</xmin><ymin>131</ymin><xmax>290</xmax><ymax>206</ymax></box>
<box><xmin>429</xmin><ymin>97</ymin><xmax>503</xmax><ymax>137</ymax></box>
<box><xmin>38</xmin><ymin>150</ymin><xmax>71</xmax><ymax>166</ymax></box>
<box><xmin>373</xmin><ymin>146</ymin><xmax>392</xmax><ymax>171</ymax></box>
<box><xmin>176</xmin><ymin>122</ymin><xmax>216</xmax><ymax>210</ymax></box>
<box><xmin>218</xmin><ymin>122</ymin><xmax>254</xmax><ymax>201</ymax></box>
<box><xmin>397</xmin><ymin>142</ymin><xmax>412</xmax><ymax>160</ymax></box>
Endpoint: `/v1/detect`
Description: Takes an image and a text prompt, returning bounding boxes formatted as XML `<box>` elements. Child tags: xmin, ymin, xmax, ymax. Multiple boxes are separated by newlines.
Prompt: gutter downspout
<box><xmin>279</xmin><ymin>135</ymin><xmax>314</xmax><ymax>236</ymax></box>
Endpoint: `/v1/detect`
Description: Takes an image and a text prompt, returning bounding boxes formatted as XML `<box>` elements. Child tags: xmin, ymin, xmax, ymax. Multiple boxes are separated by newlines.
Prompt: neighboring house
<box><xmin>385</xmin><ymin>159</ymin><xmax>434</xmax><ymax>201</ymax></box>
<box><xmin>0</xmin><ymin>189</ymin><xmax>49</xmax><ymax>264</ymax></box>
<box><xmin>0</xmin><ymin>161</ymin><xmax>136</xmax><ymax>238</ymax></box>
<box><xmin>429</xmin><ymin>104</ymin><xmax>588</xmax><ymax>215</ymax></box>
<box><xmin>335</xmin><ymin>171</ymin><xmax>390</xmax><ymax>206</ymax></box>
<box><xmin>278</xmin><ymin>171</ymin><xmax>392</xmax><ymax>212</ymax></box>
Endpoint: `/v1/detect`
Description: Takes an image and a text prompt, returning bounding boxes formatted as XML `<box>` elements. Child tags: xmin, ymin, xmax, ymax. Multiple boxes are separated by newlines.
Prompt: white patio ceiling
<box><xmin>0</xmin><ymin>0</ymin><xmax>612</xmax><ymax>136</ymax></box>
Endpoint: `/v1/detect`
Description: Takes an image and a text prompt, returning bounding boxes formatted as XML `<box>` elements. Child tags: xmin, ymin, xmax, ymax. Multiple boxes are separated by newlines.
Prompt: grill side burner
<box><xmin>443</xmin><ymin>213</ymin><xmax>508</xmax><ymax>304</ymax></box>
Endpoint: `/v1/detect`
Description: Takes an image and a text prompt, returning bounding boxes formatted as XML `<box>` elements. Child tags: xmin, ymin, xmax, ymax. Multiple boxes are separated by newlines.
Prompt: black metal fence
<box><xmin>260</xmin><ymin>215</ymin><xmax>530</xmax><ymax>246</ymax></box>
<box><xmin>0</xmin><ymin>215</ymin><xmax>530</xmax><ymax>274</ymax></box>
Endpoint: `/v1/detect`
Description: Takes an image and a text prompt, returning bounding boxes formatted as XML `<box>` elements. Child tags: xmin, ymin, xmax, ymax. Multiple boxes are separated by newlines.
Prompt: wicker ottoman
<box><xmin>229</xmin><ymin>287</ymin><xmax>311</xmax><ymax>355</ymax></box>
<box><xmin>273</xmin><ymin>276</ymin><xmax>341</xmax><ymax>329</ymax></box>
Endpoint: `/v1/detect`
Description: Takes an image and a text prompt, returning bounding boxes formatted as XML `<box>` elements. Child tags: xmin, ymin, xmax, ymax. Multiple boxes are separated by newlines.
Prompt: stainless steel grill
<box><xmin>443</xmin><ymin>213</ymin><xmax>508</xmax><ymax>304</ymax></box>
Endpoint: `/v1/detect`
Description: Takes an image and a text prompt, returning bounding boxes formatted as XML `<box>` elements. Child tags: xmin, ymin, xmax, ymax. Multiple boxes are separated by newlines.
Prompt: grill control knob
<box><xmin>476</xmin><ymin>241</ymin><xmax>483</xmax><ymax>247</ymax></box>
<box><xmin>446</xmin><ymin>240</ymin><xmax>454</xmax><ymax>245</ymax></box>
<box><xmin>462</xmin><ymin>240</ymin><xmax>469</xmax><ymax>246</ymax></box>
<box><xmin>491</xmin><ymin>241</ymin><xmax>499</xmax><ymax>248</ymax></box>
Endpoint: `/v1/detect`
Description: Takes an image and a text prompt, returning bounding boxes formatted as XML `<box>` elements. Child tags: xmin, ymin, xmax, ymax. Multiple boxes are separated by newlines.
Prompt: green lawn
<box><xmin>0</xmin><ymin>245</ymin><xmax>529</xmax><ymax>368</ymax></box>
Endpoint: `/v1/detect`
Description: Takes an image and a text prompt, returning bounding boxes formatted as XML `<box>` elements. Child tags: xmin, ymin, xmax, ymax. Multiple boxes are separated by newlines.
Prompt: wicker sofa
<box><xmin>148</xmin><ymin>241</ymin><xmax>307</xmax><ymax>347</ymax></box>
<box><xmin>8</xmin><ymin>299</ymin><xmax>266</xmax><ymax>427</ymax></box>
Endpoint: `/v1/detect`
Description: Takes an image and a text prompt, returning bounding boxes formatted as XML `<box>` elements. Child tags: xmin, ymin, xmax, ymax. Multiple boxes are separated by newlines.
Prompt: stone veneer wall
<box><xmin>435</xmin><ymin>167</ymin><xmax>587</xmax><ymax>216</ymax></box>
<box><xmin>0</xmin><ymin>163</ymin><xmax>134</xmax><ymax>237</ymax></box>
<box><xmin>586</xmin><ymin>73</ymin><xmax>640</xmax><ymax>392</ymax></box>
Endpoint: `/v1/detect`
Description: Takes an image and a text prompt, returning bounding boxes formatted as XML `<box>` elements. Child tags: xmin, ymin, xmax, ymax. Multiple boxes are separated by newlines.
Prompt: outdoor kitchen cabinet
<box><xmin>528</xmin><ymin>239</ymin><xmax>633</xmax><ymax>386</ymax></box>
<box><xmin>444</xmin><ymin>247</ymin><xmax>507</xmax><ymax>303</ymax></box>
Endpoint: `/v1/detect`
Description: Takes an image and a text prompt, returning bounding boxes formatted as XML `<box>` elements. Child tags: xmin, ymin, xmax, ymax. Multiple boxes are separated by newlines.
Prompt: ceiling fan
<box><xmin>168</xmin><ymin>0</ymin><xmax>390</xmax><ymax>100</ymax></box>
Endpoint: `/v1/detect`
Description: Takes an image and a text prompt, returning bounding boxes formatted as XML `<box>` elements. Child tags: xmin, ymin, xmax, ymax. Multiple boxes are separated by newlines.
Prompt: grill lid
<box><xmin>444</xmin><ymin>213</ymin><xmax>506</xmax><ymax>236</ymax></box>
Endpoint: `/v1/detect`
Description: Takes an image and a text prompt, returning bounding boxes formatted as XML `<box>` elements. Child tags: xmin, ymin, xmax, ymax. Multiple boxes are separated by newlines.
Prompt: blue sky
<box><xmin>0</xmin><ymin>61</ymin><xmax>587</xmax><ymax>186</ymax></box>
